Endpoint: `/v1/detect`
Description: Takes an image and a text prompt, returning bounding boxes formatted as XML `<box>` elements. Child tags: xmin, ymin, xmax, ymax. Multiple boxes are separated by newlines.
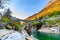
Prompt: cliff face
<box><xmin>25</xmin><ymin>0</ymin><xmax>60</xmax><ymax>20</ymax></box>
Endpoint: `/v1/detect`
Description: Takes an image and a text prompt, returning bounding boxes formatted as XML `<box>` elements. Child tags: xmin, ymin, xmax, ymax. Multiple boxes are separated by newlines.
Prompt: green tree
<box><xmin>4</xmin><ymin>8</ymin><xmax>11</xmax><ymax>19</ymax></box>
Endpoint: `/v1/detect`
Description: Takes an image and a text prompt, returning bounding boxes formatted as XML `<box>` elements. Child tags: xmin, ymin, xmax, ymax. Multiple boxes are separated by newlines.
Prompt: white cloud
<box><xmin>0</xmin><ymin>9</ymin><xmax>5</xmax><ymax>12</ymax></box>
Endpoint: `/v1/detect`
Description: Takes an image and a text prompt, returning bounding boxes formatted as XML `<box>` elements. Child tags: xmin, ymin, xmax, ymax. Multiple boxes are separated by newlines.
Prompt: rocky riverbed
<box><xmin>0</xmin><ymin>29</ymin><xmax>36</xmax><ymax>40</ymax></box>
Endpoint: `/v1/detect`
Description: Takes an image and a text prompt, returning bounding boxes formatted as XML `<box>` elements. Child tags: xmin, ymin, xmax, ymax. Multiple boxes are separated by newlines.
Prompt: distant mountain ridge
<box><xmin>25</xmin><ymin>0</ymin><xmax>60</xmax><ymax>20</ymax></box>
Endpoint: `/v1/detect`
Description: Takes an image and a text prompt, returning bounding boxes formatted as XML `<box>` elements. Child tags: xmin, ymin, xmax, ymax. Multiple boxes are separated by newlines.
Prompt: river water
<box><xmin>32</xmin><ymin>31</ymin><xmax>60</xmax><ymax>40</ymax></box>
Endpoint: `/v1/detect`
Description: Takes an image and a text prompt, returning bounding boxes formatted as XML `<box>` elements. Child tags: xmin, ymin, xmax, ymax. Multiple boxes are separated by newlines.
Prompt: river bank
<box><xmin>39</xmin><ymin>27</ymin><xmax>60</xmax><ymax>34</ymax></box>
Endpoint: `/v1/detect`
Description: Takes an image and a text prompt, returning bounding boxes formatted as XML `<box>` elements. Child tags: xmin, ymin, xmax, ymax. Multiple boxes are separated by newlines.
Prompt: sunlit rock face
<box><xmin>25</xmin><ymin>0</ymin><xmax>60</xmax><ymax>20</ymax></box>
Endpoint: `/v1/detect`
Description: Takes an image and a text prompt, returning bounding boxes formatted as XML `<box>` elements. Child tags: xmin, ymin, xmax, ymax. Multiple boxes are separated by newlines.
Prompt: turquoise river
<box><xmin>33</xmin><ymin>31</ymin><xmax>60</xmax><ymax>40</ymax></box>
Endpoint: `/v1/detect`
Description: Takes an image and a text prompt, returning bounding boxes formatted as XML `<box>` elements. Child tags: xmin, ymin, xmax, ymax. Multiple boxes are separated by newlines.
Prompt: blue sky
<box><xmin>10</xmin><ymin>0</ymin><xmax>49</xmax><ymax>19</ymax></box>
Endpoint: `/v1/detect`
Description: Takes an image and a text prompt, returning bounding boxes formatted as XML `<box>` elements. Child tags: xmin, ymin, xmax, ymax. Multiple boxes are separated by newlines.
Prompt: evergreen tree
<box><xmin>4</xmin><ymin>8</ymin><xmax>11</xmax><ymax>19</ymax></box>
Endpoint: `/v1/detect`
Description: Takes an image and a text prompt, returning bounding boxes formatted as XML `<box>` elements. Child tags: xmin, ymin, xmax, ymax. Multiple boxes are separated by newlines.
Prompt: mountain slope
<box><xmin>25</xmin><ymin>0</ymin><xmax>60</xmax><ymax>20</ymax></box>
